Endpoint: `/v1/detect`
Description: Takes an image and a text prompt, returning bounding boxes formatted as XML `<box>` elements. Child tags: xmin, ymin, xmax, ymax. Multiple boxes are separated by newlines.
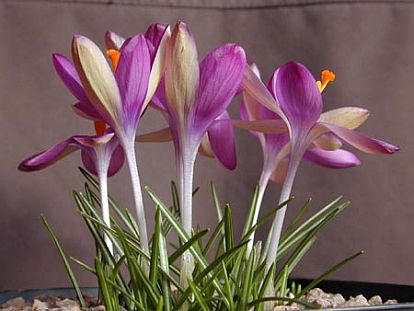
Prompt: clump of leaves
<box><xmin>43</xmin><ymin>168</ymin><xmax>363</xmax><ymax>311</ymax></box>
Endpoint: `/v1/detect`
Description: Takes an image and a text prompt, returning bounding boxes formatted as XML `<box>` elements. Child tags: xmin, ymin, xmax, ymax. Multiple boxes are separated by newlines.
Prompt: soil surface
<box><xmin>0</xmin><ymin>288</ymin><xmax>398</xmax><ymax>310</ymax></box>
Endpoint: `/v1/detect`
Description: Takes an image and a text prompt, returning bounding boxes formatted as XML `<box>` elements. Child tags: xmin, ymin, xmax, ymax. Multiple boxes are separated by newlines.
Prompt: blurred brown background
<box><xmin>0</xmin><ymin>0</ymin><xmax>413</xmax><ymax>290</ymax></box>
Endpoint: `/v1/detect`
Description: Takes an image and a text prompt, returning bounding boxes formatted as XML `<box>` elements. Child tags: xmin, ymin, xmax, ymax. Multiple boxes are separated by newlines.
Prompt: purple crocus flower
<box><xmin>240</xmin><ymin>65</ymin><xmax>363</xmax><ymax>256</ymax></box>
<box><xmin>19</xmin><ymin>129</ymin><xmax>124</xmax><ymax>254</ymax></box>
<box><xmin>147</xmin><ymin>21</ymin><xmax>245</xmax><ymax>286</ymax></box>
<box><xmin>242</xmin><ymin>61</ymin><xmax>399</xmax><ymax>269</ymax></box>
<box><xmin>49</xmin><ymin>24</ymin><xmax>170</xmax><ymax>257</ymax></box>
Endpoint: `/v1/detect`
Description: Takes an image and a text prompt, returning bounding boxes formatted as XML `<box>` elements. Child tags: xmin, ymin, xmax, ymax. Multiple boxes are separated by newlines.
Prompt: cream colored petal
<box><xmin>135</xmin><ymin>127</ymin><xmax>172</xmax><ymax>142</ymax></box>
<box><xmin>143</xmin><ymin>26</ymin><xmax>171</xmax><ymax>109</ymax></box>
<box><xmin>72</xmin><ymin>35</ymin><xmax>121</xmax><ymax>124</ymax></box>
<box><xmin>198</xmin><ymin>133</ymin><xmax>215</xmax><ymax>158</ymax></box>
<box><xmin>319</xmin><ymin>107</ymin><xmax>369</xmax><ymax>130</ymax></box>
<box><xmin>105</xmin><ymin>31</ymin><xmax>126</xmax><ymax>50</ymax></box>
<box><xmin>165</xmin><ymin>22</ymin><xmax>199</xmax><ymax>122</ymax></box>
<box><xmin>314</xmin><ymin>133</ymin><xmax>343</xmax><ymax>150</ymax></box>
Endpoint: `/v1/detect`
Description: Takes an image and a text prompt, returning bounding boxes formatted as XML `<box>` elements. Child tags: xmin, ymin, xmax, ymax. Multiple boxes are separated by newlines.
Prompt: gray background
<box><xmin>0</xmin><ymin>0</ymin><xmax>412</xmax><ymax>290</ymax></box>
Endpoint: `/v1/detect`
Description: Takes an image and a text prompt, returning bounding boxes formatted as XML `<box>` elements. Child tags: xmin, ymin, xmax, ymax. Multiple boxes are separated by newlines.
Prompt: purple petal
<box><xmin>145</xmin><ymin>23</ymin><xmax>169</xmax><ymax>62</ymax></box>
<box><xmin>322</xmin><ymin>123</ymin><xmax>400</xmax><ymax>155</ymax></box>
<box><xmin>304</xmin><ymin>147</ymin><xmax>361</xmax><ymax>168</ymax></box>
<box><xmin>115</xmin><ymin>34</ymin><xmax>151</xmax><ymax>134</ymax></box>
<box><xmin>208</xmin><ymin>111</ymin><xmax>237</xmax><ymax>170</ymax></box>
<box><xmin>18</xmin><ymin>138</ymin><xmax>79</xmax><ymax>172</ymax></box>
<box><xmin>53</xmin><ymin>53</ymin><xmax>101</xmax><ymax>119</ymax></box>
<box><xmin>52</xmin><ymin>54</ymin><xmax>89</xmax><ymax>104</ymax></box>
<box><xmin>275</xmin><ymin>62</ymin><xmax>322</xmax><ymax>131</ymax></box>
<box><xmin>72</xmin><ymin>102</ymin><xmax>102</xmax><ymax>120</ymax></box>
<box><xmin>81</xmin><ymin>149</ymin><xmax>98</xmax><ymax>176</ymax></box>
<box><xmin>151</xmin><ymin>77</ymin><xmax>168</xmax><ymax>111</ymax></box>
<box><xmin>191</xmin><ymin>44</ymin><xmax>246</xmax><ymax>138</ymax></box>
<box><xmin>107</xmin><ymin>145</ymin><xmax>124</xmax><ymax>177</ymax></box>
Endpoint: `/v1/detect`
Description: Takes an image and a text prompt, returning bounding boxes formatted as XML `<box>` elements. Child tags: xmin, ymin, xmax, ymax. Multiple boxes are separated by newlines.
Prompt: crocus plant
<box><xmin>242</xmin><ymin>61</ymin><xmax>399</xmax><ymax>275</ymax></box>
<box><xmin>19</xmin><ymin>20</ymin><xmax>400</xmax><ymax>311</ymax></box>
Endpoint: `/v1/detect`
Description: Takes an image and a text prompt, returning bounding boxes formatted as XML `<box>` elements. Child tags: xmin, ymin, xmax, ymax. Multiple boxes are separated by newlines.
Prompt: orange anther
<box><xmin>94</xmin><ymin>120</ymin><xmax>107</xmax><ymax>136</ymax></box>
<box><xmin>321</xmin><ymin>70</ymin><xmax>336</xmax><ymax>84</ymax></box>
<box><xmin>106</xmin><ymin>49</ymin><xmax>120</xmax><ymax>71</ymax></box>
<box><xmin>317</xmin><ymin>69</ymin><xmax>336</xmax><ymax>93</ymax></box>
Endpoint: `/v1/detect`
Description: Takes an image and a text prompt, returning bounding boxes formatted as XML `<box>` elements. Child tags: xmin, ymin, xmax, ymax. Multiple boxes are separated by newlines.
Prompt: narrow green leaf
<box><xmin>188</xmin><ymin>280</ymin><xmax>210</xmax><ymax>311</ymax></box>
<box><xmin>298</xmin><ymin>250</ymin><xmax>364</xmax><ymax>297</ymax></box>
<box><xmin>145</xmin><ymin>186</ymin><xmax>230</xmax><ymax>308</ymax></box>
<box><xmin>224</xmin><ymin>205</ymin><xmax>234</xmax><ymax>252</ymax></box>
<box><xmin>169</xmin><ymin>229</ymin><xmax>209</xmax><ymax>264</ymax></box>
<box><xmin>95</xmin><ymin>258</ymin><xmax>115</xmax><ymax>311</ymax></box>
<box><xmin>41</xmin><ymin>215</ymin><xmax>86</xmax><ymax>308</ymax></box>
<box><xmin>240</xmin><ymin>249</ymin><xmax>256</xmax><ymax>310</ymax></box>
<box><xmin>150</xmin><ymin>208</ymin><xmax>161</xmax><ymax>286</ymax></box>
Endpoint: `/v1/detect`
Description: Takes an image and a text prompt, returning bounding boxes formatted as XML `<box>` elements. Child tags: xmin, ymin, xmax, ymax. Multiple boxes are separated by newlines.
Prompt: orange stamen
<box><xmin>94</xmin><ymin>120</ymin><xmax>107</xmax><ymax>136</ymax></box>
<box><xmin>106</xmin><ymin>49</ymin><xmax>120</xmax><ymax>71</ymax></box>
<box><xmin>317</xmin><ymin>69</ymin><xmax>336</xmax><ymax>93</ymax></box>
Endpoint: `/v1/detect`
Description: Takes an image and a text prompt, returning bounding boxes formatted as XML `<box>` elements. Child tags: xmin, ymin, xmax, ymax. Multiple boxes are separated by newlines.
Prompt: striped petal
<box><xmin>242</xmin><ymin>64</ymin><xmax>286</xmax><ymax>122</ymax></box>
<box><xmin>18</xmin><ymin>138</ymin><xmax>78</xmax><ymax>172</ymax></box>
<box><xmin>321</xmin><ymin>123</ymin><xmax>400</xmax><ymax>155</ymax></box>
<box><xmin>275</xmin><ymin>62</ymin><xmax>322</xmax><ymax>131</ymax></box>
<box><xmin>115</xmin><ymin>34</ymin><xmax>151</xmax><ymax>133</ymax></box>
<box><xmin>191</xmin><ymin>43</ymin><xmax>246</xmax><ymax>138</ymax></box>
<box><xmin>304</xmin><ymin>147</ymin><xmax>361</xmax><ymax>168</ymax></box>
<box><xmin>72</xmin><ymin>35</ymin><xmax>121</xmax><ymax>127</ymax></box>
<box><xmin>143</xmin><ymin>25</ymin><xmax>170</xmax><ymax>109</ymax></box>
<box><xmin>165</xmin><ymin>22</ymin><xmax>199</xmax><ymax>124</ymax></box>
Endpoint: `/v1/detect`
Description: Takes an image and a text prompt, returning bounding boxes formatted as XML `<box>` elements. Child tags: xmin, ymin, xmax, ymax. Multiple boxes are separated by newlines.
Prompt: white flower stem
<box><xmin>96</xmin><ymin>147</ymin><xmax>113</xmax><ymax>255</ymax></box>
<box><xmin>98</xmin><ymin>167</ymin><xmax>113</xmax><ymax>255</ymax></box>
<box><xmin>123</xmin><ymin>139</ymin><xmax>150</xmax><ymax>259</ymax></box>
<box><xmin>265</xmin><ymin>155</ymin><xmax>301</xmax><ymax>269</ymax></box>
<box><xmin>179</xmin><ymin>146</ymin><xmax>197</xmax><ymax>292</ymax></box>
<box><xmin>245</xmin><ymin>169</ymin><xmax>272</xmax><ymax>257</ymax></box>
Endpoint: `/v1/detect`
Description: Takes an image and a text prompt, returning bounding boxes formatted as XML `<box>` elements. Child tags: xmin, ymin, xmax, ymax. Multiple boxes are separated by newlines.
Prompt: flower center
<box><xmin>94</xmin><ymin>120</ymin><xmax>107</xmax><ymax>136</ymax></box>
<box><xmin>317</xmin><ymin>69</ymin><xmax>335</xmax><ymax>93</ymax></box>
<box><xmin>106</xmin><ymin>49</ymin><xmax>120</xmax><ymax>71</ymax></box>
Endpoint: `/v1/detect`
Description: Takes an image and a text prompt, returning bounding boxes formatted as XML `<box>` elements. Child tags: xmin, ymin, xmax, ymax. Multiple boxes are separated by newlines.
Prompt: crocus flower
<box><xmin>51</xmin><ymin>25</ymin><xmax>170</xmax><ymax>257</ymax></box>
<box><xmin>19</xmin><ymin>126</ymin><xmax>124</xmax><ymax>254</ymax></box>
<box><xmin>242</xmin><ymin>61</ymin><xmax>399</xmax><ymax>269</ymax></box>
<box><xmin>106</xmin><ymin>29</ymin><xmax>238</xmax><ymax>170</ymax></box>
<box><xmin>150</xmin><ymin>21</ymin><xmax>245</xmax><ymax>286</ymax></box>
<box><xmin>240</xmin><ymin>65</ymin><xmax>363</xmax><ymax>256</ymax></box>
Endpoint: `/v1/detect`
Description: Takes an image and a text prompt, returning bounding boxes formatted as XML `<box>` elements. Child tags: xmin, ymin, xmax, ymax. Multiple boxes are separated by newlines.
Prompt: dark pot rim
<box><xmin>1</xmin><ymin>279</ymin><xmax>413</xmax><ymax>310</ymax></box>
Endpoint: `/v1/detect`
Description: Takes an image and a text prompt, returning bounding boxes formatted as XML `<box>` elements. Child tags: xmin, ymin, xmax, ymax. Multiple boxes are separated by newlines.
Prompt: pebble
<box><xmin>368</xmin><ymin>295</ymin><xmax>383</xmax><ymax>305</ymax></box>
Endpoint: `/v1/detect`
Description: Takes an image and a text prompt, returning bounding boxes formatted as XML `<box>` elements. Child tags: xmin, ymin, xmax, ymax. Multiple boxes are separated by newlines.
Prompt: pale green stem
<box><xmin>96</xmin><ymin>146</ymin><xmax>113</xmax><ymax>255</ymax></box>
<box><xmin>262</xmin><ymin>155</ymin><xmax>301</xmax><ymax>311</ymax></box>
<box><xmin>123</xmin><ymin>139</ymin><xmax>150</xmax><ymax>258</ymax></box>
<box><xmin>265</xmin><ymin>156</ymin><xmax>301</xmax><ymax>269</ymax></box>
<box><xmin>179</xmin><ymin>146</ymin><xmax>197</xmax><ymax>292</ymax></box>
<box><xmin>245</xmin><ymin>169</ymin><xmax>272</xmax><ymax>257</ymax></box>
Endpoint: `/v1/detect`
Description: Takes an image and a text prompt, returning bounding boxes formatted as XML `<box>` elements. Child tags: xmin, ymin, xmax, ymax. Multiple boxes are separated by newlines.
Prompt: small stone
<box><xmin>55</xmin><ymin>298</ymin><xmax>81</xmax><ymax>311</ymax></box>
<box><xmin>330</xmin><ymin>293</ymin><xmax>346</xmax><ymax>307</ymax></box>
<box><xmin>341</xmin><ymin>295</ymin><xmax>369</xmax><ymax>307</ymax></box>
<box><xmin>89</xmin><ymin>306</ymin><xmax>106</xmax><ymax>311</ymax></box>
<box><xmin>368</xmin><ymin>295</ymin><xmax>383</xmax><ymax>305</ymax></box>
<box><xmin>385</xmin><ymin>299</ymin><xmax>398</xmax><ymax>304</ymax></box>
<box><xmin>2</xmin><ymin>297</ymin><xmax>28</xmax><ymax>309</ymax></box>
<box><xmin>32</xmin><ymin>299</ymin><xmax>49</xmax><ymax>311</ymax></box>
<box><xmin>304</xmin><ymin>288</ymin><xmax>345</xmax><ymax>308</ymax></box>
